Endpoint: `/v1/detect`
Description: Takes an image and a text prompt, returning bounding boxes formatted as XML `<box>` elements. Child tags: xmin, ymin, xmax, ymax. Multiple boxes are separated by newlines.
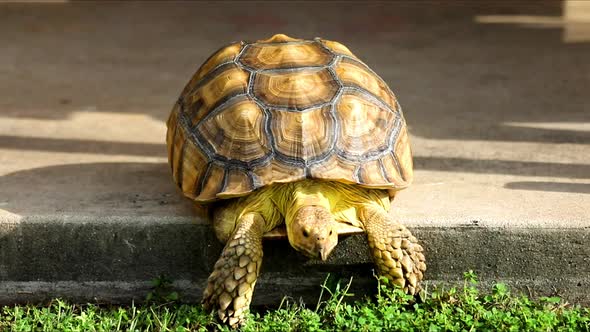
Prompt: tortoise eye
<box><xmin>329</xmin><ymin>230</ymin><xmax>333</xmax><ymax>236</ymax></box>
<box><xmin>303</xmin><ymin>230</ymin><xmax>309</xmax><ymax>237</ymax></box>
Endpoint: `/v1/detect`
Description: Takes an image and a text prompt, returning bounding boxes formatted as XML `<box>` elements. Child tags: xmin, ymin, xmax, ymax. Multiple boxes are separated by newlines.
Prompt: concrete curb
<box><xmin>2</xmin><ymin>217</ymin><xmax>589</xmax><ymax>305</ymax></box>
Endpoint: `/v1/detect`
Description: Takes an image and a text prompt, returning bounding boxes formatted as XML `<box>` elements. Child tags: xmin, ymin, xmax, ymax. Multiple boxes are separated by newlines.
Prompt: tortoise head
<box><xmin>288</xmin><ymin>205</ymin><xmax>338</xmax><ymax>261</ymax></box>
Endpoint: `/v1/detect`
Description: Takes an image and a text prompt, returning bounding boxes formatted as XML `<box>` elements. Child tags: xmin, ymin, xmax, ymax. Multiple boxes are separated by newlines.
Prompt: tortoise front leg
<box><xmin>358</xmin><ymin>205</ymin><xmax>426</xmax><ymax>294</ymax></box>
<box><xmin>203</xmin><ymin>212</ymin><xmax>264</xmax><ymax>327</ymax></box>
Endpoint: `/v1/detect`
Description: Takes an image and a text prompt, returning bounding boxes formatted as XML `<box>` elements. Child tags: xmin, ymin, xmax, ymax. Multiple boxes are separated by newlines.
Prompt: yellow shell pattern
<box><xmin>167</xmin><ymin>34</ymin><xmax>413</xmax><ymax>203</ymax></box>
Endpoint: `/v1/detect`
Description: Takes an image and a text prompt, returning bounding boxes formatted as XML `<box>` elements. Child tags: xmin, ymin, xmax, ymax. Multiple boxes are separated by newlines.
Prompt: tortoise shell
<box><xmin>166</xmin><ymin>34</ymin><xmax>412</xmax><ymax>203</ymax></box>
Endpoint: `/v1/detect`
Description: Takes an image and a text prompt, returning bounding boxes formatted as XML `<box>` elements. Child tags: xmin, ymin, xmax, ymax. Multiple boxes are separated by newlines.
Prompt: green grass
<box><xmin>1</xmin><ymin>272</ymin><xmax>589</xmax><ymax>332</ymax></box>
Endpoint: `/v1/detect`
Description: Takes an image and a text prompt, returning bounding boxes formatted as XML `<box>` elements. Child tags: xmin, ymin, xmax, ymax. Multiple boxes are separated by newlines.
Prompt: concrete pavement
<box><xmin>1</xmin><ymin>1</ymin><xmax>589</xmax><ymax>305</ymax></box>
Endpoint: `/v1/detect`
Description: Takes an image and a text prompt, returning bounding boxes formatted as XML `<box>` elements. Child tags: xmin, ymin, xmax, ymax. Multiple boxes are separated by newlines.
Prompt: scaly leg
<box><xmin>202</xmin><ymin>212</ymin><xmax>264</xmax><ymax>327</ymax></box>
<box><xmin>359</xmin><ymin>204</ymin><xmax>426</xmax><ymax>294</ymax></box>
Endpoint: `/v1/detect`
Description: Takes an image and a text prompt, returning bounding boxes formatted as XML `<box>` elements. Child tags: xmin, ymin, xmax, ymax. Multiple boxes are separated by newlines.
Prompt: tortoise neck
<box><xmin>283</xmin><ymin>180</ymin><xmax>332</xmax><ymax>229</ymax></box>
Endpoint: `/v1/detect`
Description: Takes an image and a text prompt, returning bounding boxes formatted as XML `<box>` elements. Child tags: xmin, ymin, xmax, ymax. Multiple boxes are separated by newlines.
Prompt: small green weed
<box><xmin>1</xmin><ymin>272</ymin><xmax>589</xmax><ymax>331</ymax></box>
<box><xmin>146</xmin><ymin>275</ymin><xmax>180</xmax><ymax>304</ymax></box>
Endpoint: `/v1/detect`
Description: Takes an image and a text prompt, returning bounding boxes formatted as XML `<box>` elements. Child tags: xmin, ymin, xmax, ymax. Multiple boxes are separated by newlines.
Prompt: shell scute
<box><xmin>196</xmin><ymin>163</ymin><xmax>226</xmax><ymax>202</ymax></box>
<box><xmin>195</xmin><ymin>43</ymin><xmax>243</xmax><ymax>82</ymax></box>
<box><xmin>318</xmin><ymin>38</ymin><xmax>359</xmax><ymax>59</ymax></box>
<box><xmin>269</xmin><ymin>105</ymin><xmax>335</xmax><ymax>162</ymax></box>
<box><xmin>393</xmin><ymin>126</ymin><xmax>413</xmax><ymax>183</ymax></box>
<box><xmin>183</xmin><ymin>64</ymin><xmax>250</xmax><ymax>127</ymax></box>
<box><xmin>169</xmin><ymin>122</ymin><xmax>187</xmax><ymax>187</ymax></box>
<box><xmin>309</xmin><ymin>154</ymin><xmax>358</xmax><ymax>184</ymax></box>
<box><xmin>196</xmin><ymin>96</ymin><xmax>270</xmax><ymax>162</ymax></box>
<box><xmin>251</xmin><ymin>159</ymin><xmax>305</xmax><ymax>187</ymax></box>
<box><xmin>166</xmin><ymin>104</ymin><xmax>180</xmax><ymax>163</ymax></box>
<box><xmin>218</xmin><ymin>168</ymin><xmax>253</xmax><ymax>199</ymax></box>
<box><xmin>239</xmin><ymin>42</ymin><xmax>333</xmax><ymax>70</ymax></box>
<box><xmin>335</xmin><ymin>92</ymin><xmax>397</xmax><ymax>159</ymax></box>
<box><xmin>381</xmin><ymin>152</ymin><xmax>405</xmax><ymax>185</ymax></box>
<box><xmin>358</xmin><ymin>159</ymin><xmax>389</xmax><ymax>186</ymax></box>
<box><xmin>335</xmin><ymin>58</ymin><xmax>398</xmax><ymax>111</ymax></box>
<box><xmin>182</xmin><ymin>42</ymin><xmax>243</xmax><ymax>96</ymax></box>
<box><xmin>253</xmin><ymin>69</ymin><xmax>339</xmax><ymax>109</ymax></box>
<box><xmin>180</xmin><ymin>141</ymin><xmax>209</xmax><ymax>198</ymax></box>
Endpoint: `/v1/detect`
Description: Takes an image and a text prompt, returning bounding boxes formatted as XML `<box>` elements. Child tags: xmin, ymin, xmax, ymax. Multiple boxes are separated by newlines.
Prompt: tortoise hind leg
<box><xmin>358</xmin><ymin>205</ymin><xmax>426</xmax><ymax>294</ymax></box>
<box><xmin>203</xmin><ymin>212</ymin><xmax>264</xmax><ymax>327</ymax></box>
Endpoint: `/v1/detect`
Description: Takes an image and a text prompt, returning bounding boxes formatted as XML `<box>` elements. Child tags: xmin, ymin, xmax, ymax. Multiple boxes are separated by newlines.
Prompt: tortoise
<box><xmin>166</xmin><ymin>34</ymin><xmax>426</xmax><ymax>327</ymax></box>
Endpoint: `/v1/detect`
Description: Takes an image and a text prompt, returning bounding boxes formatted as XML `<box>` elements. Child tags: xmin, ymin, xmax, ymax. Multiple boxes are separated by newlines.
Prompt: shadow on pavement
<box><xmin>414</xmin><ymin>157</ymin><xmax>590</xmax><ymax>180</ymax></box>
<box><xmin>0</xmin><ymin>162</ymin><xmax>198</xmax><ymax>217</ymax></box>
<box><xmin>505</xmin><ymin>181</ymin><xmax>590</xmax><ymax>194</ymax></box>
<box><xmin>0</xmin><ymin>135</ymin><xmax>166</xmax><ymax>157</ymax></box>
<box><xmin>1</xmin><ymin>140</ymin><xmax>588</xmax><ymax>182</ymax></box>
